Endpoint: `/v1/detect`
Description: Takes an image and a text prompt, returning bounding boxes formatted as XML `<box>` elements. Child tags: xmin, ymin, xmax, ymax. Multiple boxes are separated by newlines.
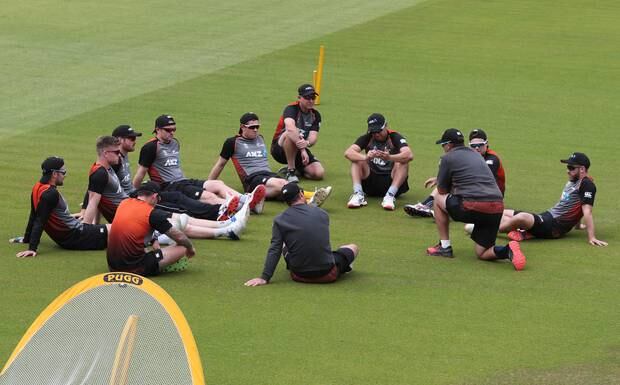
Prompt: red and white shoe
<box><xmin>248</xmin><ymin>184</ymin><xmax>267</xmax><ymax>214</ymax></box>
<box><xmin>217</xmin><ymin>194</ymin><xmax>240</xmax><ymax>221</ymax></box>
<box><xmin>508</xmin><ymin>241</ymin><xmax>526</xmax><ymax>271</ymax></box>
<box><xmin>508</xmin><ymin>230</ymin><xmax>534</xmax><ymax>242</ymax></box>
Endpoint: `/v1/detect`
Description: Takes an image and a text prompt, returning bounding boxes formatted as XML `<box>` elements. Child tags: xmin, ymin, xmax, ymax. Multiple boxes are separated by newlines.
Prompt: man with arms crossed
<box><xmin>271</xmin><ymin>84</ymin><xmax>325</xmax><ymax>183</ymax></box>
<box><xmin>245</xmin><ymin>183</ymin><xmax>358</xmax><ymax>286</ymax></box>
<box><xmin>344</xmin><ymin>113</ymin><xmax>413</xmax><ymax>210</ymax></box>
<box><xmin>427</xmin><ymin>129</ymin><xmax>526</xmax><ymax>271</ymax></box>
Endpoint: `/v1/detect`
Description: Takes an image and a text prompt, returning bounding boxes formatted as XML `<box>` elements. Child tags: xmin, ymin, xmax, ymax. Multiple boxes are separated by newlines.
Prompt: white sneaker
<box><xmin>347</xmin><ymin>192</ymin><xmax>367</xmax><ymax>208</ymax></box>
<box><xmin>308</xmin><ymin>186</ymin><xmax>332</xmax><ymax>207</ymax></box>
<box><xmin>464</xmin><ymin>223</ymin><xmax>474</xmax><ymax>234</ymax></box>
<box><xmin>381</xmin><ymin>195</ymin><xmax>396</xmax><ymax>210</ymax></box>
<box><xmin>225</xmin><ymin>199</ymin><xmax>250</xmax><ymax>240</ymax></box>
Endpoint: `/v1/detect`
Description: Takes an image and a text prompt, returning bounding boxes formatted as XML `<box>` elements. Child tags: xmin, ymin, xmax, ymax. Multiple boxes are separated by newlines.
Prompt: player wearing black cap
<box><xmin>208</xmin><ymin>112</ymin><xmax>332</xmax><ymax>206</ymax></box>
<box><xmin>344</xmin><ymin>113</ymin><xmax>413</xmax><ymax>210</ymax></box>
<box><xmin>245</xmin><ymin>183</ymin><xmax>358</xmax><ymax>286</ymax></box>
<box><xmin>11</xmin><ymin>157</ymin><xmax>109</xmax><ymax>257</ymax></box>
<box><xmin>270</xmin><ymin>84</ymin><xmax>325</xmax><ymax>183</ymax></box>
<box><xmin>497</xmin><ymin>152</ymin><xmax>607</xmax><ymax>246</ymax></box>
<box><xmin>405</xmin><ymin>128</ymin><xmax>506</xmax><ymax>218</ymax></box>
<box><xmin>425</xmin><ymin>129</ymin><xmax>526</xmax><ymax>271</ymax></box>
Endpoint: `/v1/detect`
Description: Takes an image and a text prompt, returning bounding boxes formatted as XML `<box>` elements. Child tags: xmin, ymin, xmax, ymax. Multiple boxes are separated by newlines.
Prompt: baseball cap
<box><xmin>41</xmin><ymin>156</ymin><xmax>65</xmax><ymax>175</ymax></box>
<box><xmin>469</xmin><ymin>128</ymin><xmax>487</xmax><ymax>141</ymax></box>
<box><xmin>155</xmin><ymin>115</ymin><xmax>176</xmax><ymax>129</ymax></box>
<box><xmin>281</xmin><ymin>182</ymin><xmax>302</xmax><ymax>203</ymax></box>
<box><xmin>367</xmin><ymin>113</ymin><xmax>386</xmax><ymax>133</ymax></box>
<box><xmin>240</xmin><ymin>112</ymin><xmax>259</xmax><ymax>125</ymax></box>
<box><xmin>130</xmin><ymin>181</ymin><xmax>161</xmax><ymax>198</ymax></box>
<box><xmin>560</xmin><ymin>152</ymin><xmax>590</xmax><ymax>169</ymax></box>
<box><xmin>436</xmin><ymin>128</ymin><xmax>464</xmax><ymax>145</ymax></box>
<box><xmin>298</xmin><ymin>84</ymin><xmax>318</xmax><ymax>97</ymax></box>
<box><xmin>112</xmin><ymin>124</ymin><xmax>142</xmax><ymax>138</ymax></box>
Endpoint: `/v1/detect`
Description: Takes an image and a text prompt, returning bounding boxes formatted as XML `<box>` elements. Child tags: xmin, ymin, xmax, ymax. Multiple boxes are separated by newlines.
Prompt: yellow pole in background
<box><xmin>314</xmin><ymin>45</ymin><xmax>325</xmax><ymax>105</ymax></box>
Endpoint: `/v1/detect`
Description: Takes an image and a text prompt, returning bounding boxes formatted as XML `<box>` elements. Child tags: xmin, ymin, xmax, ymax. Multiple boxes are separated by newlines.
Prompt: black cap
<box><xmin>41</xmin><ymin>156</ymin><xmax>65</xmax><ymax>175</ymax></box>
<box><xmin>112</xmin><ymin>124</ymin><xmax>142</xmax><ymax>138</ymax></box>
<box><xmin>281</xmin><ymin>182</ymin><xmax>302</xmax><ymax>203</ymax></box>
<box><xmin>131</xmin><ymin>181</ymin><xmax>161</xmax><ymax>198</ymax></box>
<box><xmin>155</xmin><ymin>115</ymin><xmax>176</xmax><ymax>129</ymax></box>
<box><xmin>240</xmin><ymin>112</ymin><xmax>259</xmax><ymax>125</ymax></box>
<box><xmin>367</xmin><ymin>113</ymin><xmax>386</xmax><ymax>133</ymax></box>
<box><xmin>436</xmin><ymin>128</ymin><xmax>464</xmax><ymax>145</ymax></box>
<box><xmin>560</xmin><ymin>152</ymin><xmax>590</xmax><ymax>169</ymax></box>
<box><xmin>469</xmin><ymin>128</ymin><xmax>487</xmax><ymax>141</ymax></box>
<box><xmin>298</xmin><ymin>84</ymin><xmax>318</xmax><ymax>97</ymax></box>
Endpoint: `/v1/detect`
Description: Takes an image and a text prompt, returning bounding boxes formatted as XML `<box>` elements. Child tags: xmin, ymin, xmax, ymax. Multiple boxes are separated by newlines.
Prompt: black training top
<box><xmin>261</xmin><ymin>204</ymin><xmax>334</xmax><ymax>281</ymax></box>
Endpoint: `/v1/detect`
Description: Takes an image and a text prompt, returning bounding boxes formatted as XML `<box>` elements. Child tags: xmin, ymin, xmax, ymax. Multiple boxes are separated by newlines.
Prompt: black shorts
<box><xmin>445</xmin><ymin>195</ymin><xmax>503</xmax><ymax>249</ymax></box>
<box><xmin>270</xmin><ymin>143</ymin><xmax>319</xmax><ymax>172</ymax></box>
<box><xmin>109</xmin><ymin>249</ymin><xmax>163</xmax><ymax>277</ymax></box>
<box><xmin>290</xmin><ymin>247</ymin><xmax>356</xmax><ymax>283</ymax></box>
<box><xmin>59</xmin><ymin>224</ymin><xmax>108</xmax><ymax>250</ymax></box>
<box><xmin>162</xmin><ymin>179</ymin><xmax>204</xmax><ymax>200</ymax></box>
<box><xmin>516</xmin><ymin>210</ymin><xmax>567</xmax><ymax>239</ymax></box>
<box><xmin>361</xmin><ymin>171</ymin><xmax>409</xmax><ymax>197</ymax></box>
<box><xmin>243</xmin><ymin>171</ymin><xmax>281</xmax><ymax>193</ymax></box>
<box><xmin>158</xmin><ymin>191</ymin><xmax>219</xmax><ymax>220</ymax></box>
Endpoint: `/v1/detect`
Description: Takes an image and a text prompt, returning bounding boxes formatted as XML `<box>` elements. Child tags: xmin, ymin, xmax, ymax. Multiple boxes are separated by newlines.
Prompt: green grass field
<box><xmin>1</xmin><ymin>0</ymin><xmax>619</xmax><ymax>384</ymax></box>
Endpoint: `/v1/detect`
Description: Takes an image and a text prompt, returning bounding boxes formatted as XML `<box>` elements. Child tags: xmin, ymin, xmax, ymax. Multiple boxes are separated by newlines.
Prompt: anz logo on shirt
<box><xmin>245</xmin><ymin>150</ymin><xmax>266</xmax><ymax>158</ymax></box>
<box><xmin>560</xmin><ymin>186</ymin><xmax>577</xmax><ymax>201</ymax></box>
<box><xmin>164</xmin><ymin>158</ymin><xmax>179</xmax><ymax>167</ymax></box>
<box><xmin>371</xmin><ymin>158</ymin><xmax>387</xmax><ymax>166</ymax></box>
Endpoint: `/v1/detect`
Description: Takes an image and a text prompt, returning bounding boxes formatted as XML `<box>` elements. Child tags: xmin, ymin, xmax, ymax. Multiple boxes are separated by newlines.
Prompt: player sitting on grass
<box><xmin>208</xmin><ymin>112</ymin><xmax>332</xmax><ymax>207</ymax></box>
<box><xmin>490</xmin><ymin>152</ymin><xmax>607</xmax><ymax>247</ymax></box>
<box><xmin>245</xmin><ymin>183</ymin><xmax>358</xmax><ymax>286</ymax></box>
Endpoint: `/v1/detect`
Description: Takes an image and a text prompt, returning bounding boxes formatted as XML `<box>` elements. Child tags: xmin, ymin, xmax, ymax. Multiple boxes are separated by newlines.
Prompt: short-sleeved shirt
<box><xmin>261</xmin><ymin>204</ymin><xmax>334</xmax><ymax>281</ymax></box>
<box><xmin>220</xmin><ymin>134</ymin><xmax>270</xmax><ymax>182</ymax></box>
<box><xmin>547</xmin><ymin>177</ymin><xmax>596</xmax><ymax>232</ymax></box>
<box><xmin>138</xmin><ymin>138</ymin><xmax>185</xmax><ymax>185</ymax></box>
<box><xmin>437</xmin><ymin>146</ymin><xmax>503</xmax><ymax>201</ymax></box>
<box><xmin>107</xmin><ymin>198</ymin><xmax>172</xmax><ymax>273</ymax></box>
<box><xmin>353</xmin><ymin>130</ymin><xmax>409</xmax><ymax>175</ymax></box>
<box><xmin>483</xmin><ymin>149</ymin><xmax>506</xmax><ymax>195</ymax></box>
<box><xmin>272</xmin><ymin>101</ymin><xmax>321</xmax><ymax>144</ymax></box>
<box><xmin>88</xmin><ymin>163</ymin><xmax>128</xmax><ymax>222</ymax></box>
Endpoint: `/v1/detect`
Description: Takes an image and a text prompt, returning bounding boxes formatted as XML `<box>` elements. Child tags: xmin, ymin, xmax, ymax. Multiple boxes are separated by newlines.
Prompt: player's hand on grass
<box><xmin>16</xmin><ymin>250</ymin><xmax>37</xmax><ymax>258</ymax></box>
<box><xmin>244</xmin><ymin>278</ymin><xmax>267</xmax><ymax>287</ymax></box>
<box><xmin>424</xmin><ymin>177</ymin><xmax>437</xmax><ymax>189</ymax></box>
<box><xmin>589</xmin><ymin>238</ymin><xmax>608</xmax><ymax>247</ymax></box>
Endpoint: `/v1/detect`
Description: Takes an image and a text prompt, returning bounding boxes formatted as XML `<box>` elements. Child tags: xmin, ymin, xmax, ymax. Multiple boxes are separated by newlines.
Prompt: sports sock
<box><xmin>493</xmin><ymin>245</ymin><xmax>510</xmax><ymax>259</ymax></box>
<box><xmin>353</xmin><ymin>184</ymin><xmax>363</xmax><ymax>195</ymax></box>
<box><xmin>422</xmin><ymin>195</ymin><xmax>434</xmax><ymax>206</ymax></box>
<box><xmin>387</xmin><ymin>186</ymin><xmax>398</xmax><ymax>197</ymax></box>
<box><xmin>440</xmin><ymin>240</ymin><xmax>451</xmax><ymax>248</ymax></box>
<box><xmin>213</xmin><ymin>227</ymin><xmax>230</xmax><ymax>238</ymax></box>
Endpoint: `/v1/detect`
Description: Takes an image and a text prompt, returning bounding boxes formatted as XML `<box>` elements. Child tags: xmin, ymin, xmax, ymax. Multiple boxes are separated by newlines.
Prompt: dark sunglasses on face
<box><xmin>302</xmin><ymin>94</ymin><xmax>317</xmax><ymax>100</ymax></box>
<box><xmin>163</xmin><ymin>128</ymin><xmax>176</xmax><ymax>133</ymax></box>
<box><xmin>469</xmin><ymin>141</ymin><xmax>487</xmax><ymax>149</ymax></box>
<box><xmin>106</xmin><ymin>150</ymin><xmax>122</xmax><ymax>156</ymax></box>
<box><xmin>52</xmin><ymin>169</ymin><xmax>67</xmax><ymax>175</ymax></box>
<box><xmin>244</xmin><ymin>125</ymin><xmax>260</xmax><ymax>130</ymax></box>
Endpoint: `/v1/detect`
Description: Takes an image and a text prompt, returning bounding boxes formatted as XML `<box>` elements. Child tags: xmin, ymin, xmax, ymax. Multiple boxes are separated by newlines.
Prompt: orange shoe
<box><xmin>249</xmin><ymin>184</ymin><xmax>267</xmax><ymax>214</ymax></box>
<box><xmin>217</xmin><ymin>195</ymin><xmax>240</xmax><ymax>221</ymax></box>
<box><xmin>508</xmin><ymin>241</ymin><xmax>526</xmax><ymax>271</ymax></box>
<box><xmin>508</xmin><ymin>230</ymin><xmax>534</xmax><ymax>242</ymax></box>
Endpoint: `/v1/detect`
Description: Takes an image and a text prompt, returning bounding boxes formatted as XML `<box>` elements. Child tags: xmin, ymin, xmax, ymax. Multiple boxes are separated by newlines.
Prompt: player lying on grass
<box><xmin>208</xmin><ymin>112</ymin><xmax>332</xmax><ymax>207</ymax></box>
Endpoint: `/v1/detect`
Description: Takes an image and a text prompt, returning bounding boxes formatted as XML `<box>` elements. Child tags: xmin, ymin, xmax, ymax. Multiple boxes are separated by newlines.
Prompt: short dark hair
<box><xmin>96</xmin><ymin>136</ymin><xmax>120</xmax><ymax>154</ymax></box>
